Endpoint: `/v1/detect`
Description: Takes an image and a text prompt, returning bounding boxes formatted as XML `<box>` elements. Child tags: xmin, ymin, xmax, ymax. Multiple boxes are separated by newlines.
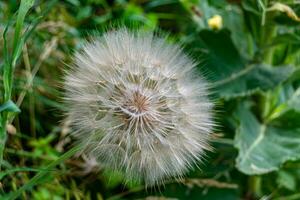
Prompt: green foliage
<box><xmin>0</xmin><ymin>100</ymin><xmax>20</xmax><ymax>113</ymax></box>
<box><xmin>0</xmin><ymin>0</ymin><xmax>34</xmax><ymax>171</ymax></box>
<box><xmin>1</xmin><ymin>0</ymin><xmax>300</xmax><ymax>199</ymax></box>
<box><xmin>234</xmin><ymin>102</ymin><xmax>300</xmax><ymax>174</ymax></box>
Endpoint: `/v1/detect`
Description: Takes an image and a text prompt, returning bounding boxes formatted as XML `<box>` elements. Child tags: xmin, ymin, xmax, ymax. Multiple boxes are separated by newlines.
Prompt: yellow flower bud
<box><xmin>208</xmin><ymin>15</ymin><xmax>223</xmax><ymax>30</ymax></box>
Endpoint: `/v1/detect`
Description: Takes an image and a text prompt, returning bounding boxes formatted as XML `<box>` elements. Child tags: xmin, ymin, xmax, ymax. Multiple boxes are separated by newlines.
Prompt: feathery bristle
<box><xmin>64</xmin><ymin>28</ymin><xmax>214</xmax><ymax>185</ymax></box>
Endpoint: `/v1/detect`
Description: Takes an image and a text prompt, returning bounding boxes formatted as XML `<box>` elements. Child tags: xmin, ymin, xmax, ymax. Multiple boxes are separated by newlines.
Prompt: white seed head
<box><xmin>64</xmin><ymin>28</ymin><xmax>214</xmax><ymax>185</ymax></box>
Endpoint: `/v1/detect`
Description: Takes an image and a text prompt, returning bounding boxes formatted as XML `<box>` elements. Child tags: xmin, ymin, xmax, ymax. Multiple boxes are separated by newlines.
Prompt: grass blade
<box><xmin>7</xmin><ymin>145</ymin><xmax>82</xmax><ymax>200</ymax></box>
<box><xmin>0</xmin><ymin>0</ymin><xmax>34</xmax><ymax>168</ymax></box>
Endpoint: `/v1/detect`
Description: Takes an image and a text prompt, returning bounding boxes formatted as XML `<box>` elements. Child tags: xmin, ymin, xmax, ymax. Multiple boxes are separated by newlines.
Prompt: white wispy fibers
<box><xmin>64</xmin><ymin>28</ymin><xmax>214</xmax><ymax>185</ymax></box>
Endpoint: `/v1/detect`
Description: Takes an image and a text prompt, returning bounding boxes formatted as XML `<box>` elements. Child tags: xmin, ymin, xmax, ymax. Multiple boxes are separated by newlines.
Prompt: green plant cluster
<box><xmin>0</xmin><ymin>0</ymin><xmax>300</xmax><ymax>199</ymax></box>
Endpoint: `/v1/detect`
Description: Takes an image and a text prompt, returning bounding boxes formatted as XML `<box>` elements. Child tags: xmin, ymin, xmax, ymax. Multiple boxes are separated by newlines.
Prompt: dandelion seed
<box><xmin>64</xmin><ymin>28</ymin><xmax>214</xmax><ymax>185</ymax></box>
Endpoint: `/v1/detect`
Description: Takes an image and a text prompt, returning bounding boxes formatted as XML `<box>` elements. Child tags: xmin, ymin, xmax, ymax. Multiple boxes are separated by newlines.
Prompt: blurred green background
<box><xmin>1</xmin><ymin>0</ymin><xmax>300</xmax><ymax>199</ymax></box>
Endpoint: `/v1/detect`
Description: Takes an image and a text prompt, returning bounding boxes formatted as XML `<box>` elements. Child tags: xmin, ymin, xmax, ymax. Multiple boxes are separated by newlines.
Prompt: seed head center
<box><xmin>126</xmin><ymin>91</ymin><xmax>149</xmax><ymax>115</ymax></box>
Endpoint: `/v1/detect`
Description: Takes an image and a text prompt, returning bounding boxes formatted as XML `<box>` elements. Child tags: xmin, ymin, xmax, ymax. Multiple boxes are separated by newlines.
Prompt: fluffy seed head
<box><xmin>64</xmin><ymin>28</ymin><xmax>214</xmax><ymax>185</ymax></box>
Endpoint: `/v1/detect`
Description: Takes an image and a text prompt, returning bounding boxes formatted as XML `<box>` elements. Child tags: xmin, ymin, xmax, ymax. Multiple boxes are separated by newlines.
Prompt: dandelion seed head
<box><xmin>64</xmin><ymin>28</ymin><xmax>214</xmax><ymax>185</ymax></box>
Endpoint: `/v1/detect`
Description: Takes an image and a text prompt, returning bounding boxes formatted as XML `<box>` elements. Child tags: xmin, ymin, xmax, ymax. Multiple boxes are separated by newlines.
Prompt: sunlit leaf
<box><xmin>234</xmin><ymin>103</ymin><xmax>300</xmax><ymax>175</ymax></box>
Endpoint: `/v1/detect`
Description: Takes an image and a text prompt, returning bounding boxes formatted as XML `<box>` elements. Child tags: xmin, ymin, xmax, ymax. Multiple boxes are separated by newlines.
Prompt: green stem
<box><xmin>262</xmin><ymin>26</ymin><xmax>277</xmax><ymax>64</ymax></box>
<box><xmin>249</xmin><ymin>176</ymin><xmax>262</xmax><ymax>198</ymax></box>
<box><xmin>0</xmin><ymin>129</ymin><xmax>7</xmax><ymax>167</ymax></box>
<box><xmin>0</xmin><ymin>0</ymin><xmax>34</xmax><ymax>168</ymax></box>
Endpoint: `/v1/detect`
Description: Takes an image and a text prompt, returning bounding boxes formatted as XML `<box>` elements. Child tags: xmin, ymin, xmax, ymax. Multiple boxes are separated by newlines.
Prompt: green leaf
<box><xmin>277</xmin><ymin>170</ymin><xmax>296</xmax><ymax>191</ymax></box>
<box><xmin>272</xmin><ymin>33</ymin><xmax>300</xmax><ymax>46</ymax></box>
<box><xmin>289</xmin><ymin>87</ymin><xmax>300</xmax><ymax>111</ymax></box>
<box><xmin>182</xmin><ymin>0</ymin><xmax>256</xmax><ymax>58</ymax></box>
<box><xmin>269</xmin><ymin>109</ymin><xmax>300</xmax><ymax>129</ymax></box>
<box><xmin>191</xmin><ymin>29</ymin><xmax>294</xmax><ymax>99</ymax></box>
<box><xmin>198</xmin><ymin>29</ymin><xmax>245</xmax><ymax>82</ymax></box>
<box><xmin>241</xmin><ymin>0</ymin><xmax>261</xmax><ymax>15</ymax></box>
<box><xmin>234</xmin><ymin>103</ymin><xmax>300</xmax><ymax>175</ymax></box>
<box><xmin>12</xmin><ymin>0</ymin><xmax>35</xmax><ymax>55</ymax></box>
<box><xmin>268</xmin><ymin>86</ymin><xmax>300</xmax><ymax>128</ymax></box>
<box><xmin>221</xmin><ymin>5</ymin><xmax>255</xmax><ymax>59</ymax></box>
<box><xmin>0</xmin><ymin>100</ymin><xmax>21</xmax><ymax>113</ymax></box>
<box><xmin>2</xmin><ymin>0</ymin><xmax>35</xmax><ymax>100</ymax></box>
<box><xmin>214</xmin><ymin>64</ymin><xmax>294</xmax><ymax>99</ymax></box>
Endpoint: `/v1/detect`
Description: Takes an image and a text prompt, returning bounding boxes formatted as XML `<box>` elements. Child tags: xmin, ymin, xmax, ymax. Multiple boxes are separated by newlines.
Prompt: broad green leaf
<box><xmin>0</xmin><ymin>100</ymin><xmax>21</xmax><ymax>113</ymax></box>
<box><xmin>214</xmin><ymin>64</ymin><xmax>294</xmax><ymax>99</ymax></box>
<box><xmin>195</xmin><ymin>29</ymin><xmax>245</xmax><ymax>81</ymax></box>
<box><xmin>192</xmin><ymin>29</ymin><xmax>294</xmax><ymax>99</ymax></box>
<box><xmin>221</xmin><ymin>5</ymin><xmax>255</xmax><ymax>59</ymax></box>
<box><xmin>234</xmin><ymin>103</ymin><xmax>300</xmax><ymax>175</ymax></box>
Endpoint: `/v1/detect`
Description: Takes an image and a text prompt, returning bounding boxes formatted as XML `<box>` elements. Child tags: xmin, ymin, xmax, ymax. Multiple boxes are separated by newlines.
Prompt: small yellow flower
<box><xmin>208</xmin><ymin>15</ymin><xmax>223</xmax><ymax>30</ymax></box>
